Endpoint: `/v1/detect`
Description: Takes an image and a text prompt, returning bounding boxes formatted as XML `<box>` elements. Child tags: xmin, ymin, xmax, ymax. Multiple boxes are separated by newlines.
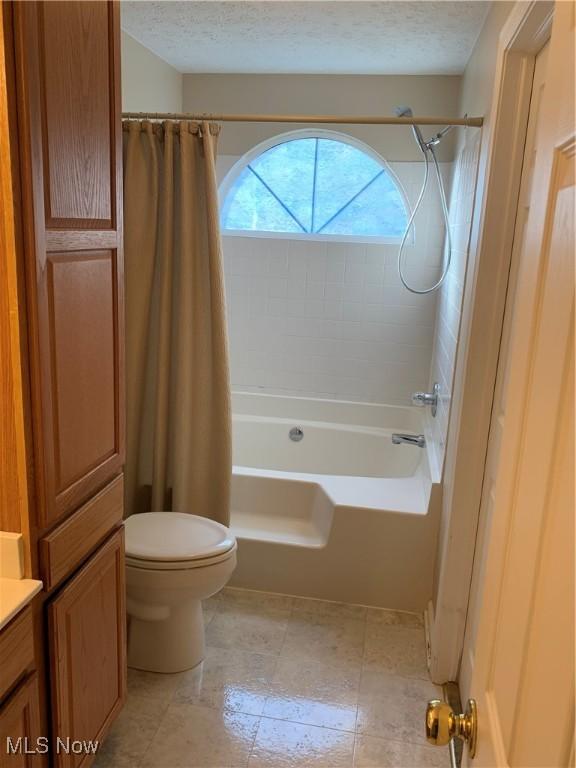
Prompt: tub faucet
<box><xmin>392</xmin><ymin>433</ymin><xmax>426</xmax><ymax>448</ymax></box>
<box><xmin>411</xmin><ymin>382</ymin><xmax>440</xmax><ymax>417</ymax></box>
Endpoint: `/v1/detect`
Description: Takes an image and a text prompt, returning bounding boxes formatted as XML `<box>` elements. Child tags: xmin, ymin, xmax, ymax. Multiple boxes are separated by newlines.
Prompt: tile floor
<box><xmin>94</xmin><ymin>588</ymin><xmax>450</xmax><ymax>768</ymax></box>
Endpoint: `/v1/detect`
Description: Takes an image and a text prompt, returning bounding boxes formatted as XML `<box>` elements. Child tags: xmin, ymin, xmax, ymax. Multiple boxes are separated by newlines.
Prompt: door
<box><xmin>48</xmin><ymin>529</ymin><xmax>126</xmax><ymax>768</ymax></box>
<box><xmin>459</xmin><ymin>4</ymin><xmax>574</xmax><ymax>766</ymax></box>
<box><xmin>12</xmin><ymin>1</ymin><xmax>124</xmax><ymax>531</ymax></box>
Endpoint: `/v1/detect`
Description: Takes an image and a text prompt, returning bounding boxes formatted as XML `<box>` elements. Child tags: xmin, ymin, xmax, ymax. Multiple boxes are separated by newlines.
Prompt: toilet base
<box><xmin>127</xmin><ymin>598</ymin><xmax>205</xmax><ymax>673</ymax></box>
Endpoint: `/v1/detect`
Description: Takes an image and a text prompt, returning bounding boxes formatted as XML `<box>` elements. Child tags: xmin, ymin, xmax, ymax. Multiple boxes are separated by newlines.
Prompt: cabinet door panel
<box><xmin>13</xmin><ymin>0</ymin><xmax>124</xmax><ymax>530</ymax></box>
<box><xmin>40</xmin><ymin>2</ymin><xmax>113</xmax><ymax>227</ymax></box>
<box><xmin>48</xmin><ymin>529</ymin><xmax>126</xmax><ymax>768</ymax></box>
<box><xmin>0</xmin><ymin>674</ymin><xmax>42</xmax><ymax>768</ymax></box>
<box><xmin>0</xmin><ymin>608</ymin><xmax>34</xmax><ymax>702</ymax></box>
<box><xmin>48</xmin><ymin>250</ymin><xmax>119</xmax><ymax>495</ymax></box>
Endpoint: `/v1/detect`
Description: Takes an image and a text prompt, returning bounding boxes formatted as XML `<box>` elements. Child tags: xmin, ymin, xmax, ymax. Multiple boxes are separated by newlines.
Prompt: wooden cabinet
<box><xmin>39</xmin><ymin>475</ymin><xmax>124</xmax><ymax>592</ymax></box>
<box><xmin>0</xmin><ymin>609</ymin><xmax>35</xmax><ymax>704</ymax></box>
<box><xmin>0</xmin><ymin>675</ymin><xmax>42</xmax><ymax>768</ymax></box>
<box><xmin>2</xmin><ymin>0</ymin><xmax>127</xmax><ymax>761</ymax></box>
<box><xmin>12</xmin><ymin>0</ymin><xmax>124</xmax><ymax>531</ymax></box>
<box><xmin>48</xmin><ymin>529</ymin><xmax>126</xmax><ymax>768</ymax></box>
<box><xmin>0</xmin><ymin>607</ymin><xmax>43</xmax><ymax>767</ymax></box>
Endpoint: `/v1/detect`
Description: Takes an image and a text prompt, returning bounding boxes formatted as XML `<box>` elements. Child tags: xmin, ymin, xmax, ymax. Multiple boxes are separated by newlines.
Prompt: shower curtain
<box><xmin>122</xmin><ymin>120</ymin><xmax>231</xmax><ymax>526</ymax></box>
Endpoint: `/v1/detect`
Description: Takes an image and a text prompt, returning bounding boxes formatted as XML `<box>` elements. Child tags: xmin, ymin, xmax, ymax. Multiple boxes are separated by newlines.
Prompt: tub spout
<box><xmin>392</xmin><ymin>433</ymin><xmax>426</xmax><ymax>448</ymax></box>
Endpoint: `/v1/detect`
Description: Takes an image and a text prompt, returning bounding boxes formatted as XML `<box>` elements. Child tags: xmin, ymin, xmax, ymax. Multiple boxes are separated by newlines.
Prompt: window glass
<box><xmin>221</xmin><ymin>136</ymin><xmax>408</xmax><ymax>239</ymax></box>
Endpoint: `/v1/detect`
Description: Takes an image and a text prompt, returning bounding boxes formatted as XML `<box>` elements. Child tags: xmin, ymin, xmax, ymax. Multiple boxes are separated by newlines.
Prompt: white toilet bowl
<box><xmin>125</xmin><ymin>512</ymin><xmax>237</xmax><ymax>673</ymax></box>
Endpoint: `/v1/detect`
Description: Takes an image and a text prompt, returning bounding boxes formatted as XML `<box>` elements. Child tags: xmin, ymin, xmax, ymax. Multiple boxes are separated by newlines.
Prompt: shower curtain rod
<box><xmin>121</xmin><ymin>111</ymin><xmax>483</xmax><ymax>127</ymax></box>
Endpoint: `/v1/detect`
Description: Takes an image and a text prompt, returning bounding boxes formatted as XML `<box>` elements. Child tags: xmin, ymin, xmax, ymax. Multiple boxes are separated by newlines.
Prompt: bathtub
<box><xmin>229</xmin><ymin>392</ymin><xmax>440</xmax><ymax>611</ymax></box>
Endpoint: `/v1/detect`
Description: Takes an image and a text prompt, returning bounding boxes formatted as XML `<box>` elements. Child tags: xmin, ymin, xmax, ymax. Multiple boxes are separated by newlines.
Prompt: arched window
<box><xmin>220</xmin><ymin>132</ymin><xmax>408</xmax><ymax>242</ymax></box>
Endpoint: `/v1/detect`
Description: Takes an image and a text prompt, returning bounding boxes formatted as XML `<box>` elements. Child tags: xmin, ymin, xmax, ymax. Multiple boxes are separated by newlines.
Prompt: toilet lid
<box><xmin>124</xmin><ymin>512</ymin><xmax>236</xmax><ymax>562</ymax></box>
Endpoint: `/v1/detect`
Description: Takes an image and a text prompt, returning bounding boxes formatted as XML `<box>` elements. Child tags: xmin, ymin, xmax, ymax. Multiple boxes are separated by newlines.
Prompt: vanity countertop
<box><xmin>0</xmin><ymin>577</ymin><xmax>43</xmax><ymax>631</ymax></box>
<box><xmin>0</xmin><ymin>531</ymin><xmax>43</xmax><ymax>631</ymax></box>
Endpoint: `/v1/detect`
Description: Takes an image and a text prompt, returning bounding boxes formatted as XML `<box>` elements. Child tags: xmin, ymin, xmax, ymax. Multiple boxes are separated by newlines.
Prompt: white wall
<box><xmin>121</xmin><ymin>32</ymin><xmax>183</xmax><ymax>113</ymax></box>
<box><xmin>220</xmin><ymin>158</ymin><xmax>451</xmax><ymax>406</ymax></box>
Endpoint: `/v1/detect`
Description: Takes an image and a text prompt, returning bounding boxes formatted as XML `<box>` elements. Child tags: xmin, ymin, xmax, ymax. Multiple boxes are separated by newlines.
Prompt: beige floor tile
<box><xmin>127</xmin><ymin>668</ymin><xmax>184</xmax><ymax>702</ymax></box>
<box><xmin>354</xmin><ymin>735</ymin><xmax>450</xmax><ymax>767</ymax></box>
<box><xmin>248</xmin><ymin>717</ymin><xmax>355</xmax><ymax>767</ymax></box>
<box><xmin>356</xmin><ymin>671</ymin><xmax>441</xmax><ymax>745</ymax></box>
<box><xmin>271</xmin><ymin>656</ymin><xmax>361</xmax><ymax>705</ymax></box>
<box><xmin>141</xmin><ymin>703</ymin><xmax>259</xmax><ymax>768</ymax></box>
<box><xmin>173</xmin><ymin>646</ymin><xmax>277</xmax><ymax>715</ymax></box>
<box><xmin>262</xmin><ymin>655</ymin><xmax>360</xmax><ymax>730</ymax></box>
<box><xmin>365</xmin><ymin>608</ymin><xmax>424</xmax><ymax>628</ymax></box>
<box><xmin>262</xmin><ymin>695</ymin><xmax>358</xmax><ymax>732</ymax></box>
<box><xmin>202</xmin><ymin>595</ymin><xmax>221</xmax><ymax>627</ymax></box>
<box><xmin>91</xmin><ymin>752</ymin><xmax>115</xmax><ymax>767</ymax></box>
<box><xmin>292</xmin><ymin>596</ymin><xmax>367</xmax><ymax>621</ymax></box>
<box><xmin>363</xmin><ymin>624</ymin><xmax>428</xmax><ymax>679</ymax></box>
<box><xmin>204</xmin><ymin>592</ymin><xmax>223</xmax><ymax>608</ymax></box>
<box><xmin>220</xmin><ymin>588</ymin><xmax>294</xmax><ymax>617</ymax></box>
<box><xmin>282</xmin><ymin>614</ymin><xmax>366</xmax><ymax>667</ymax></box>
<box><xmin>100</xmin><ymin>591</ymin><xmax>434</xmax><ymax>768</ymax></box>
<box><xmin>93</xmin><ymin>694</ymin><xmax>167</xmax><ymax>767</ymax></box>
<box><xmin>206</xmin><ymin>608</ymin><xmax>289</xmax><ymax>655</ymax></box>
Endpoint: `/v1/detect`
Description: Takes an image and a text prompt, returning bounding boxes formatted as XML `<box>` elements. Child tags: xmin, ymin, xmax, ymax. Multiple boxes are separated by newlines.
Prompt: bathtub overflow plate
<box><xmin>289</xmin><ymin>426</ymin><xmax>304</xmax><ymax>442</ymax></box>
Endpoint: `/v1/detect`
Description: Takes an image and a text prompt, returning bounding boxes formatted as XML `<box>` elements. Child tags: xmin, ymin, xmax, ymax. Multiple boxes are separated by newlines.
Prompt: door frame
<box><xmin>429</xmin><ymin>0</ymin><xmax>554</xmax><ymax>683</ymax></box>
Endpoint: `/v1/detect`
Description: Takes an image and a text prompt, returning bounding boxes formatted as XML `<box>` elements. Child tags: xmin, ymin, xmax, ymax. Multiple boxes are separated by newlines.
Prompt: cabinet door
<box><xmin>12</xmin><ymin>1</ymin><xmax>124</xmax><ymax>530</ymax></box>
<box><xmin>0</xmin><ymin>674</ymin><xmax>42</xmax><ymax>768</ymax></box>
<box><xmin>48</xmin><ymin>529</ymin><xmax>126</xmax><ymax>768</ymax></box>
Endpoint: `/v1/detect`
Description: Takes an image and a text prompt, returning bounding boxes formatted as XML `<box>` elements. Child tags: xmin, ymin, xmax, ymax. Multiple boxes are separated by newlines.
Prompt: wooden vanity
<box><xmin>0</xmin><ymin>2</ymin><xmax>126</xmax><ymax>764</ymax></box>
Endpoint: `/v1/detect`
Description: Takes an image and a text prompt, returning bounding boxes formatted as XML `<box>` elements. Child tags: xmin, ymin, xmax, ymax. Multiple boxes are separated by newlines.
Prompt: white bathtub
<box><xmin>229</xmin><ymin>392</ymin><xmax>440</xmax><ymax>611</ymax></box>
<box><xmin>233</xmin><ymin>415</ymin><xmax>421</xmax><ymax>477</ymax></box>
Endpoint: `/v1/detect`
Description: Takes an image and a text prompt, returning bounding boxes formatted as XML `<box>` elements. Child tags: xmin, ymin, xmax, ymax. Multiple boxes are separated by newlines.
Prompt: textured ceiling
<box><xmin>121</xmin><ymin>1</ymin><xmax>490</xmax><ymax>75</ymax></box>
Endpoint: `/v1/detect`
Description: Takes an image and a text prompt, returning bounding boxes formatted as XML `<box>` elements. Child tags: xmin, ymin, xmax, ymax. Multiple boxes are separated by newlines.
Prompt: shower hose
<box><xmin>398</xmin><ymin>142</ymin><xmax>452</xmax><ymax>295</ymax></box>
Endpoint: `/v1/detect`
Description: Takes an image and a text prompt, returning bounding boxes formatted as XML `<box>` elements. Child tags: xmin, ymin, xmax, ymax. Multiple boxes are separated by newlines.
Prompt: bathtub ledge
<box><xmin>233</xmin><ymin>465</ymin><xmax>432</xmax><ymax>517</ymax></box>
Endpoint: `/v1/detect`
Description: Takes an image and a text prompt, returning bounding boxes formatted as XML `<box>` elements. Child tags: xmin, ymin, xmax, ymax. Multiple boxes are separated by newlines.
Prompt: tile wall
<box><xmin>425</xmin><ymin>131</ymin><xmax>481</xmax><ymax>475</ymax></box>
<box><xmin>220</xmin><ymin>161</ymin><xmax>452</xmax><ymax>407</ymax></box>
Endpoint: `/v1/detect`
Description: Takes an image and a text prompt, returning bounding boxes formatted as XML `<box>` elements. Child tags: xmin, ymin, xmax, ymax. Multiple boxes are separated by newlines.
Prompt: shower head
<box><xmin>394</xmin><ymin>106</ymin><xmax>428</xmax><ymax>154</ymax></box>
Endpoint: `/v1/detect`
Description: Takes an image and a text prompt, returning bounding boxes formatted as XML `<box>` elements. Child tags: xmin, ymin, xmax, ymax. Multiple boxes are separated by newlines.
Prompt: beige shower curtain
<box><xmin>123</xmin><ymin>120</ymin><xmax>231</xmax><ymax>525</ymax></box>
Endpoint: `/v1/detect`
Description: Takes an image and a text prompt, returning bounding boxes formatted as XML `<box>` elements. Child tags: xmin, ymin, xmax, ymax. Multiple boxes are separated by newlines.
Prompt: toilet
<box><xmin>124</xmin><ymin>512</ymin><xmax>237</xmax><ymax>673</ymax></box>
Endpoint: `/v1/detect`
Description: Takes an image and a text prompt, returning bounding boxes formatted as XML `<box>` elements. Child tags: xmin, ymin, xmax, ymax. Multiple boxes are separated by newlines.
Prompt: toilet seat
<box><xmin>125</xmin><ymin>512</ymin><xmax>236</xmax><ymax>570</ymax></box>
<box><xmin>126</xmin><ymin>546</ymin><xmax>237</xmax><ymax>571</ymax></box>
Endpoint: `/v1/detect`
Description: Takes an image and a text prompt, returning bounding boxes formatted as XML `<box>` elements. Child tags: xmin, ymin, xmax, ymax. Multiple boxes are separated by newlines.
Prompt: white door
<box><xmin>458</xmin><ymin>3</ymin><xmax>575</xmax><ymax>766</ymax></box>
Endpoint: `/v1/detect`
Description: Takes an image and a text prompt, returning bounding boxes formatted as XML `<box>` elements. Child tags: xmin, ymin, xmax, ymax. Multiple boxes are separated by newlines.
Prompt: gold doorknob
<box><xmin>425</xmin><ymin>698</ymin><xmax>477</xmax><ymax>758</ymax></box>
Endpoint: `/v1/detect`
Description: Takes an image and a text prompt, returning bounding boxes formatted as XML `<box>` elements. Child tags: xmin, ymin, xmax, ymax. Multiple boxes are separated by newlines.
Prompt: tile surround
<box><xmin>96</xmin><ymin>588</ymin><xmax>450</xmax><ymax>768</ymax></box>
<box><xmin>426</xmin><ymin>131</ymin><xmax>481</xmax><ymax>475</ymax></box>
<box><xmin>221</xmin><ymin>160</ymin><xmax>453</xmax><ymax>407</ymax></box>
